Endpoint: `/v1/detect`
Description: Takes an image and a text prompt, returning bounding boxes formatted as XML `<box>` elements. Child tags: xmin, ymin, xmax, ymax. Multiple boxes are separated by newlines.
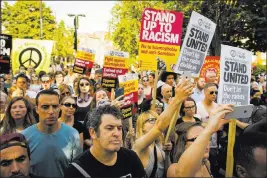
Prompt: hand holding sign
<box><xmin>206</xmin><ymin>104</ymin><xmax>234</xmax><ymax>134</ymax></box>
<box><xmin>111</xmin><ymin>95</ymin><xmax>125</xmax><ymax>109</ymax></box>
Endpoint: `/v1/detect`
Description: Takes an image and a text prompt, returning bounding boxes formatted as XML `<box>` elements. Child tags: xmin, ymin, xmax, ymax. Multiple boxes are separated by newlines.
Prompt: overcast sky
<box><xmin>3</xmin><ymin>1</ymin><xmax>117</xmax><ymax>34</ymax></box>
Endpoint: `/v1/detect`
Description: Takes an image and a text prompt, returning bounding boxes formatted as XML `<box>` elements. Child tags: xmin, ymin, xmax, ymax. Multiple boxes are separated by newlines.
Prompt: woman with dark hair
<box><xmin>74</xmin><ymin>77</ymin><xmax>93</xmax><ymax>123</ymax></box>
<box><xmin>0</xmin><ymin>97</ymin><xmax>36</xmax><ymax>135</ymax></box>
<box><xmin>176</xmin><ymin>97</ymin><xmax>201</xmax><ymax>125</ymax></box>
<box><xmin>142</xmin><ymin>76</ymin><xmax>152</xmax><ymax>99</ymax></box>
<box><xmin>59</xmin><ymin>96</ymin><xmax>88</xmax><ymax>148</ymax></box>
<box><xmin>168</xmin><ymin>104</ymin><xmax>233</xmax><ymax>177</ymax></box>
<box><xmin>148</xmin><ymin>73</ymin><xmax>155</xmax><ymax>88</ymax></box>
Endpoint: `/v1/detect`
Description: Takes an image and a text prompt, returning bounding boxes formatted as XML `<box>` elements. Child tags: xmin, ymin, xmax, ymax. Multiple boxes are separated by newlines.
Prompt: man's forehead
<box><xmin>39</xmin><ymin>94</ymin><xmax>59</xmax><ymax>102</ymax></box>
<box><xmin>0</xmin><ymin>145</ymin><xmax>27</xmax><ymax>160</ymax></box>
<box><xmin>100</xmin><ymin>114</ymin><xmax>122</xmax><ymax>126</ymax></box>
<box><xmin>17</xmin><ymin>77</ymin><xmax>26</xmax><ymax>81</ymax></box>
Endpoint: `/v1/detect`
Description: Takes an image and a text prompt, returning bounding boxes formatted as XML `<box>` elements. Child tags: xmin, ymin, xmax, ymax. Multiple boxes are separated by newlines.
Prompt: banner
<box><xmin>12</xmin><ymin>39</ymin><xmax>54</xmax><ymax>74</ymax></box>
<box><xmin>0</xmin><ymin>34</ymin><xmax>12</xmax><ymax>74</ymax></box>
<box><xmin>118</xmin><ymin>73</ymin><xmax>138</xmax><ymax>119</ymax></box>
<box><xmin>102</xmin><ymin>50</ymin><xmax>129</xmax><ymax>89</ymax></box>
<box><xmin>139</xmin><ymin>8</ymin><xmax>183</xmax><ymax>71</ymax></box>
<box><xmin>175</xmin><ymin>11</ymin><xmax>216</xmax><ymax>75</ymax></box>
<box><xmin>200</xmin><ymin>56</ymin><xmax>220</xmax><ymax>82</ymax></box>
<box><xmin>73</xmin><ymin>47</ymin><xmax>95</xmax><ymax>76</ymax></box>
<box><xmin>218</xmin><ymin>45</ymin><xmax>252</xmax><ymax>105</ymax></box>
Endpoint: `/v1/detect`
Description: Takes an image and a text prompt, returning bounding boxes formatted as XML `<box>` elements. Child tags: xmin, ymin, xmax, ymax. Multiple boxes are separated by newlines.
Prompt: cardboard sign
<box><xmin>0</xmin><ymin>34</ymin><xmax>12</xmax><ymax>74</ymax></box>
<box><xmin>218</xmin><ymin>45</ymin><xmax>252</xmax><ymax>106</ymax></box>
<box><xmin>139</xmin><ymin>8</ymin><xmax>183</xmax><ymax>71</ymax></box>
<box><xmin>102</xmin><ymin>50</ymin><xmax>129</xmax><ymax>89</ymax></box>
<box><xmin>73</xmin><ymin>47</ymin><xmax>95</xmax><ymax>76</ymax></box>
<box><xmin>200</xmin><ymin>56</ymin><xmax>220</xmax><ymax>82</ymax></box>
<box><xmin>175</xmin><ymin>11</ymin><xmax>216</xmax><ymax>75</ymax></box>
<box><xmin>118</xmin><ymin>73</ymin><xmax>138</xmax><ymax>119</ymax></box>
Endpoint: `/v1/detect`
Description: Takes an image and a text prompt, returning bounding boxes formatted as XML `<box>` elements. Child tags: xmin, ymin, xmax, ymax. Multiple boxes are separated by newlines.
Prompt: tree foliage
<box><xmin>108</xmin><ymin>0</ymin><xmax>267</xmax><ymax>61</ymax></box>
<box><xmin>2</xmin><ymin>1</ymin><xmax>74</xmax><ymax>57</ymax></box>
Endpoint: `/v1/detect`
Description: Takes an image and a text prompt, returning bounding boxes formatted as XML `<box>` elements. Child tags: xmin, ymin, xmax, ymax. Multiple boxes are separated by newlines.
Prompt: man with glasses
<box><xmin>22</xmin><ymin>89</ymin><xmax>82</xmax><ymax>177</ymax></box>
<box><xmin>196</xmin><ymin>83</ymin><xmax>219</xmax><ymax>176</ymax></box>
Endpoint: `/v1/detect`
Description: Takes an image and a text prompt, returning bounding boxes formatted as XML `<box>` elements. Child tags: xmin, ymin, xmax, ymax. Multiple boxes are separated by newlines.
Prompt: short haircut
<box><xmin>15</xmin><ymin>73</ymin><xmax>29</xmax><ymax>83</ymax></box>
<box><xmin>234</xmin><ymin>132</ymin><xmax>267</xmax><ymax>170</ymax></box>
<box><xmin>85</xmin><ymin>105</ymin><xmax>123</xmax><ymax>133</ymax></box>
<box><xmin>204</xmin><ymin>82</ymin><xmax>218</xmax><ymax>91</ymax></box>
<box><xmin>36</xmin><ymin>89</ymin><xmax>59</xmax><ymax>106</ymax></box>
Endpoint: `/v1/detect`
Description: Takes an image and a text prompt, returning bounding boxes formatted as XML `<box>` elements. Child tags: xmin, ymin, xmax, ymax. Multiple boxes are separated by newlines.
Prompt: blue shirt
<box><xmin>191</xmin><ymin>87</ymin><xmax>204</xmax><ymax>103</ymax></box>
<box><xmin>22</xmin><ymin>123</ymin><xmax>82</xmax><ymax>178</ymax></box>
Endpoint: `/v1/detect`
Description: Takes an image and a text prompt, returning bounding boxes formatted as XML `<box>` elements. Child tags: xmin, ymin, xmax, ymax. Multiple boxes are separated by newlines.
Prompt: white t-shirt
<box><xmin>197</xmin><ymin>101</ymin><xmax>218</xmax><ymax>148</ymax></box>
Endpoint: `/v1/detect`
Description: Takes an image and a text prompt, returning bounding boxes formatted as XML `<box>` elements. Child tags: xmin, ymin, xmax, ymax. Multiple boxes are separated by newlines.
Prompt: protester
<box><xmin>74</xmin><ymin>77</ymin><xmax>93</xmax><ymax>123</ymax></box>
<box><xmin>142</xmin><ymin>76</ymin><xmax>152</xmax><ymax>98</ymax></box>
<box><xmin>161</xmin><ymin>84</ymin><xmax>173</xmax><ymax>109</ymax></box>
<box><xmin>234</xmin><ymin>132</ymin><xmax>267</xmax><ymax>178</ymax></box>
<box><xmin>148</xmin><ymin>72</ymin><xmax>155</xmax><ymax>88</ymax></box>
<box><xmin>0</xmin><ymin>92</ymin><xmax>8</xmax><ymax>125</ymax></box>
<box><xmin>0</xmin><ymin>133</ymin><xmax>33</xmax><ymax>178</ymax></box>
<box><xmin>168</xmin><ymin>104</ymin><xmax>233</xmax><ymax>177</ymax></box>
<box><xmin>28</xmin><ymin>72</ymin><xmax>41</xmax><ymax>94</ymax></box>
<box><xmin>21</xmin><ymin>89</ymin><xmax>82</xmax><ymax>177</ymax></box>
<box><xmin>0</xmin><ymin>75</ymin><xmax>8</xmax><ymax>94</ymax></box>
<box><xmin>53</xmin><ymin>71</ymin><xmax>65</xmax><ymax>88</ymax></box>
<box><xmin>133</xmin><ymin>79</ymin><xmax>194</xmax><ymax>177</ymax></box>
<box><xmin>0</xmin><ymin>97</ymin><xmax>35</xmax><ymax>135</ymax></box>
<box><xmin>137</xmin><ymin>83</ymin><xmax>146</xmax><ymax>113</ymax></box>
<box><xmin>59</xmin><ymin>96</ymin><xmax>89</xmax><ymax>148</ymax></box>
<box><xmin>191</xmin><ymin>77</ymin><xmax>205</xmax><ymax>103</ymax></box>
<box><xmin>176</xmin><ymin>97</ymin><xmax>201</xmax><ymax>125</ymax></box>
<box><xmin>15</xmin><ymin>73</ymin><xmax>35</xmax><ymax>98</ymax></box>
<box><xmin>40</xmin><ymin>74</ymin><xmax>53</xmax><ymax>90</ymax></box>
<box><xmin>64</xmin><ymin>105</ymin><xmax>146</xmax><ymax>177</ymax></box>
<box><xmin>58</xmin><ymin>83</ymin><xmax>72</xmax><ymax>102</ymax></box>
<box><xmin>205</xmin><ymin>70</ymin><xmax>217</xmax><ymax>84</ymax></box>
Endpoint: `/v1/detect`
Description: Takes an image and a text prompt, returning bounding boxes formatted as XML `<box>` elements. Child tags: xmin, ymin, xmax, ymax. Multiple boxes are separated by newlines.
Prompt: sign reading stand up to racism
<box><xmin>139</xmin><ymin>8</ymin><xmax>183</xmax><ymax>71</ymax></box>
<box><xmin>0</xmin><ymin>34</ymin><xmax>12</xmax><ymax>74</ymax></box>
<box><xmin>218</xmin><ymin>45</ymin><xmax>252</xmax><ymax>105</ymax></box>
<box><xmin>102</xmin><ymin>50</ymin><xmax>129</xmax><ymax>89</ymax></box>
<box><xmin>175</xmin><ymin>11</ymin><xmax>216</xmax><ymax>75</ymax></box>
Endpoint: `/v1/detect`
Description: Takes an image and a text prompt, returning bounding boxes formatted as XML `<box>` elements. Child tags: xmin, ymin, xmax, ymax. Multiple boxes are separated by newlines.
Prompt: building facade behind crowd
<box><xmin>0</xmin><ymin>63</ymin><xmax>266</xmax><ymax>178</ymax></box>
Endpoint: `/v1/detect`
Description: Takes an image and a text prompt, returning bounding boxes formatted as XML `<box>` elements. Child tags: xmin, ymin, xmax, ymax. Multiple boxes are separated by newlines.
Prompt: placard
<box><xmin>73</xmin><ymin>47</ymin><xmax>95</xmax><ymax>76</ymax></box>
<box><xmin>0</xmin><ymin>34</ymin><xmax>12</xmax><ymax>74</ymax></box>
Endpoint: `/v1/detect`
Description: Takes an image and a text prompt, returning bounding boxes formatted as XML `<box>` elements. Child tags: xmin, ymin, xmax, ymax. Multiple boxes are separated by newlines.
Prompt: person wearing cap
<box><xmin>0</xmin><ymin>133</ymin><xmax>33</xmax><ymax>178</ymax></box>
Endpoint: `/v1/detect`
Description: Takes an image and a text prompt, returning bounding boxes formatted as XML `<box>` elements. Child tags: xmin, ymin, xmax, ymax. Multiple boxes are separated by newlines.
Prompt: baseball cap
<box><xmin>0</xmin><ymin>133</ymin><xmax>28</xmax><ymax>151</ymax></box>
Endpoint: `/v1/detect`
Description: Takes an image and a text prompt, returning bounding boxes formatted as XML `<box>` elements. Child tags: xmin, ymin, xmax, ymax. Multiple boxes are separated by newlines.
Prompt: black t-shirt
<box><xmin>64</xmin><ymin>147</ymin><xmax>146</xmax><ymax>178</ymax></box>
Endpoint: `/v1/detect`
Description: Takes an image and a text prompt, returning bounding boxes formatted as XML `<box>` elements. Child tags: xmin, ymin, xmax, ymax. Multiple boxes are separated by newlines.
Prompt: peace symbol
<box><xmin>19</xmin><ymin>48</ymin><xmax>42</xmax><ymax>69</ymax></box>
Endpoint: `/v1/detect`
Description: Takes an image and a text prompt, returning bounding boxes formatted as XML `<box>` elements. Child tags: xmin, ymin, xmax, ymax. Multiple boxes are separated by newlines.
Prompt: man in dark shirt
<box><xmin>64</xmin><ymin>105</ymin><xmax>146</xmax><ymax>177</ymax></box>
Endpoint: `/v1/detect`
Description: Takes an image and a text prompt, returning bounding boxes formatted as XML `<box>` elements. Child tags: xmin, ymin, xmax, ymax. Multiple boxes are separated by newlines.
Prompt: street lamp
<box><xmin>67</xmin><ymin>14</ymin><xmax>86</xmax><ymax>50</ymax></box>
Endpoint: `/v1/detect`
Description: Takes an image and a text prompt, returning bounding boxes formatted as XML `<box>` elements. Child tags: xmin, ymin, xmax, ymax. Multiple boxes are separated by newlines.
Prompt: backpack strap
<box><xmin>150</xmin><ymin>144</ymin><xmax>158</xmax><ymax>178</ymax></box>
<box><xmin>71</xmin><ymin>162</ymin><xmax>91</xmax><ymax>178</ymax></box>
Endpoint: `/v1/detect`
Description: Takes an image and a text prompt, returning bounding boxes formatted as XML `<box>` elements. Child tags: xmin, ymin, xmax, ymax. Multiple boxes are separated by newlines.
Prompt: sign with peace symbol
<box><xmin>19</xmin><ymin>47</ymin><xmax>42</xmax><ymax>69</ymax></box>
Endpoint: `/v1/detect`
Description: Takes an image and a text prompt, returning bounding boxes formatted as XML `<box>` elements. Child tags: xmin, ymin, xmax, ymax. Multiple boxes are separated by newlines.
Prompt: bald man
<box><xmin>206</xmin><ymin>71</ymin><xmax>218</xmax><ymax>84</ymax></box>
<box><xmin>161</xmin><ymin>84</ymin><xmax>172</xmax><ymax>110</ymax></box>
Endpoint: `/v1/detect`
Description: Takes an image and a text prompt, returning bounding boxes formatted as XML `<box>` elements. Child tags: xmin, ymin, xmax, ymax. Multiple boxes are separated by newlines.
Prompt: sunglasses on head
<box><xmin>62</xmin><ymin>103</ymin><xmax>77</xmax><ymax>109</ymax></box>
<box><xmin>80</xmin><ymin>83</ymin><xmax>90</xmax><ymax>87</ymax></box>
<box><xmin>209</xmin><ymin>91</ymin><xmax>218</xmax><ymax>95</ymax></box>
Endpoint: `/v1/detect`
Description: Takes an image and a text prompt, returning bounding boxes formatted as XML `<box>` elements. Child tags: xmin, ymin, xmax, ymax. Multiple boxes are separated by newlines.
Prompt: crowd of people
<box><xmin>0</xmin><ymin>63</ymin><xmax>266</xmax><ymax>178</ymax></box>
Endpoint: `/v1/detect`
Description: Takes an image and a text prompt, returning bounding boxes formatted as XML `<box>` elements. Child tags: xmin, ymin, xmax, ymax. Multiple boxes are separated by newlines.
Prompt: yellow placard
<box><xmin>138</xmin><ymin>42</ymin><xmax>180</xmax><ymax>71</ymax></box>
<box><xmin>119</xmin><ymin>79</ymin><xmax>138</xmax><ymax>95</ymax></box>
<box><xmin>103</xmin><ymin>56</ymin><xmax>128</xmax><ymax>69</ymax></box>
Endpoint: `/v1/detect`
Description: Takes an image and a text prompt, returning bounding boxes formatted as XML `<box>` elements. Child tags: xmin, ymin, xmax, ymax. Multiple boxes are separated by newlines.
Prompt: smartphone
<box><xmin>224</xmin><ymin>104</ymin><xmax>254</xmax><ymax>119</ymax></box>
<box><xmin>115</xmin><ymin>87</ymin><xmax>124</xmax><ymax>100</ymax></box>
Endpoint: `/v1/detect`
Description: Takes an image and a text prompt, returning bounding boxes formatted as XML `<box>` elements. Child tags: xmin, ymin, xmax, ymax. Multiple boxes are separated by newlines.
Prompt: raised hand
<box><xmin>174</xmin><ymin>79</ymin><xmax>195</xmax><ymax>102</ymax></box>
<box><xmin>206</xmin><ymin>104</ymin><xmax>234</xmax><ymax>133</ymax></box>
<box><xmin>111</xmin><ymin>95</ymin><xmax>125</xmax><ymax>109</ymax></box>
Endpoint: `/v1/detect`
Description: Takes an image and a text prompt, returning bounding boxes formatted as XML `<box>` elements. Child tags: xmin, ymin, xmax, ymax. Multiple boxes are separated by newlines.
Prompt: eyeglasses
<box><xmin>184</xmin><ymin>105</ymin><xmax>195</xmax><ymax>110</ymax></box>
<box><xmin>209</xmin><ymin>91</ymin><xmax>218</xmax><ymax>95</ymax></box>
<box><xmin>138</xmin><ymin>87</ymin><xmax>144</xmax><ymax>90</ymax></box>
<box><xmin>143</xmin><ymin>80</ymin><xmax>148</xmax><ymax>82</ymax></box>
<box><xmin>62</xmin><ymin>103</ymin><xmax>77</xmax><ymax>109</ymax></box>
<box><xmin>61</xmin><ymin>92</ymin><xmax>70</xmax><ymax>96</ymax></box>
<box><xmin>144</xmin><ymin>118</ymin><xmax>157</xmax><ymax>124</ymax></box>
<box><xmin>155</xmin><ymin>102</ymin><xmax>164</xmax><ymax>108</ymax></box>
<box><xmin>80</xmin><ymin>83</ymin><xmax>90</xmax><ymax>87</ymax></box>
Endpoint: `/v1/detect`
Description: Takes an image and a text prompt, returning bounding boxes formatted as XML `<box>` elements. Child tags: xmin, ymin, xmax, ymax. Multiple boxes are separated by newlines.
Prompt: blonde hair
<box><xmin>136</xmin><ymin>110</ymin><xmax>163</xmax><ymax>144</ymax></box>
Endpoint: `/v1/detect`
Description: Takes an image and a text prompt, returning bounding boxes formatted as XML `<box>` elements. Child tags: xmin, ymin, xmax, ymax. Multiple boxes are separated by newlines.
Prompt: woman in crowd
<box><xmin>142</xmin><ymin>76</ymin><xmax>152</xmax><ymax>99</ymax></box>
<box><xmin>58</xmin><ymin>83</ymin><xmax>72</xmax><ymax>102</ymax></box>
<box><xmin>148</xmin><ymin>73</ymin><xmax>155</xmax><ymax>88</ymax></box>
<box><xmin>0</xmin><ymin>92</ymin><xmax>8</xmax><ymax>126</ymax></box>
<box><xmin>74</xmin><ymin>77</ymin><xmax>93</xmax><ymax>123</ymax></box>
<box><xmin>176</xmin><ymin>97</ymin><xmax>201</xmax><ymax>125</ymax></box>
<box><xmin>168</xmin><ymin>104</ymin><xmax>233</xmax><ymax>177</ymax></box>
<box><xmin>29</xmin><ymin>72</ymin><xmax>41</xmax><ymax>94</ymax></box>
<box><xmin>133</xmin><ymin>80</ymin><xmax>194</xmax><ymax>177</ymax></box>
<box><xmin>59</xmin><ymin>96</ymin><xmax>88</xmax><ymax>148</ymax></box>
<box><xmin>0</xmin><ymin>97</ymin><xmax>36</xmax><ymax>135</ymax></box>
<box><xmin>137</xmin><ymin>84</ymin><xmax>146</xmax><ymax>114</ymax></box>
<box><xmin>8</xmin><ymin>86</ymin><xmax>25</xmax><ymax>102</ymax></box>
